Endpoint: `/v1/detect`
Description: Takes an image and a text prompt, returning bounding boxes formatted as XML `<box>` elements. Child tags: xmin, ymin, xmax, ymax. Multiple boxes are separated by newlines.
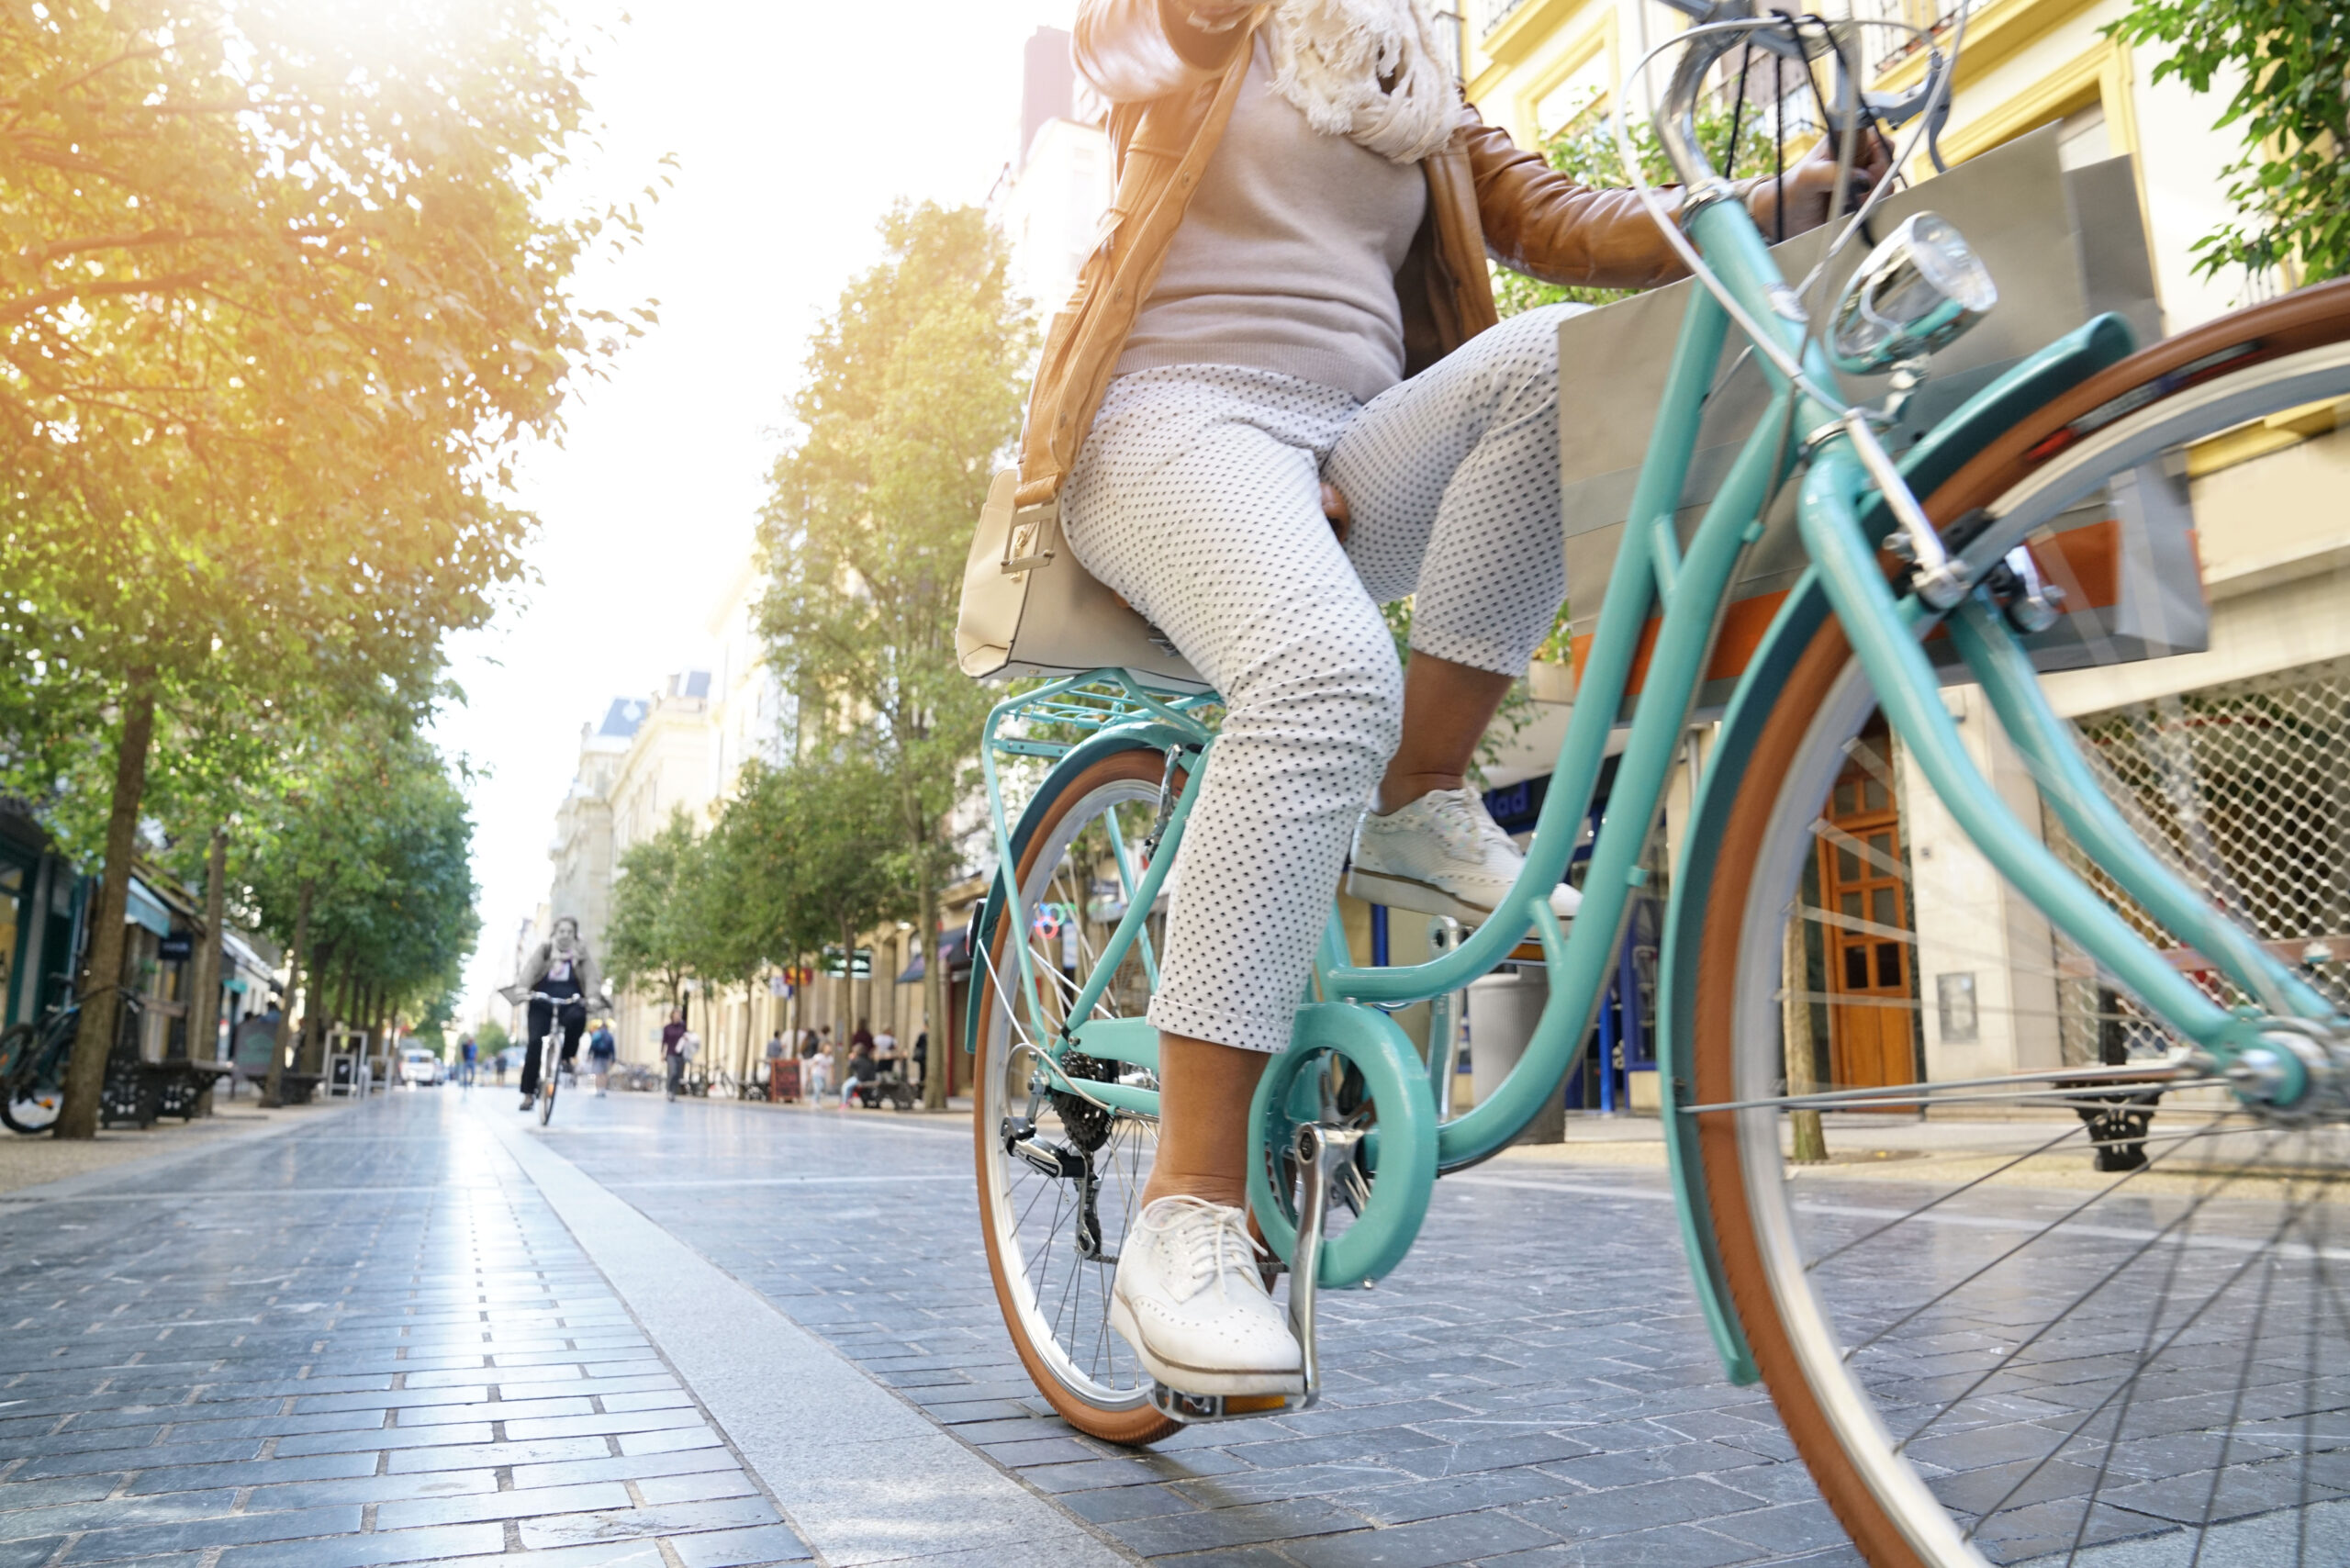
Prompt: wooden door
<box><xmin>1817</xmin><ymin>735</ymin><xmax>1920</xmax><ymax>1095</ymax></box>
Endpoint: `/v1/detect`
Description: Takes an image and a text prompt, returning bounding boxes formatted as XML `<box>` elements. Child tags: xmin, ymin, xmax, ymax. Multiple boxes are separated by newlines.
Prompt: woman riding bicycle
<box><xmin>1038</xmin><ymin>0</ymin><xmax>1882</xmax><ymax>1395</ymax></box>
<box><xmin>513</xmin><ymin>916</ymin><xmax>601</xmax><ymax>1113</ymax></box>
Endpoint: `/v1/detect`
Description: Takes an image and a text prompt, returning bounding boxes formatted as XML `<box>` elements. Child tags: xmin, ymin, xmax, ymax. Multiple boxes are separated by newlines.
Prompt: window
<box><xmin>1535</xmin><ymin>47</ymin><xmax>1615</xmax><ymax>142</ymax></box>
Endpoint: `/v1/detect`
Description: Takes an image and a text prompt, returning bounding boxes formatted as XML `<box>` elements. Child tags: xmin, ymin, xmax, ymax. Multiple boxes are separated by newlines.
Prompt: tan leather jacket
<box><xmin>1015</xmin><ymin>0</ymin><xmax>1699</xmax><ymax>508</ymax></box>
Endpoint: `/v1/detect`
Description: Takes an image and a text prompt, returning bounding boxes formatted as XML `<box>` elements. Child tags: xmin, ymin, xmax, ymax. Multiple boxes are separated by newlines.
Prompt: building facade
<box><xmin>1451</xmin><ymin>0</ymin><xmax>2348</xmax><ymax>1109</ymax></box>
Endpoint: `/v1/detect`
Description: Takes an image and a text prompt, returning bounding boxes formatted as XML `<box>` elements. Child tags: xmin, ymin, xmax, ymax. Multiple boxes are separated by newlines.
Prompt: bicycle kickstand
<box><xmin>1151</xmin><ymin>1122</ymin><xmax>1362</xmax><ymax>1425</ymax></box>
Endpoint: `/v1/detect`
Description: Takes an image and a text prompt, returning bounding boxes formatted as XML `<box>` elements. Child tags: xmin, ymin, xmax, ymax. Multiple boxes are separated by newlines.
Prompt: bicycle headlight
<box><xmin>1830</xmin><ymin>211</ymin><xmax>1998</xmax><ymax>375</ymax></box>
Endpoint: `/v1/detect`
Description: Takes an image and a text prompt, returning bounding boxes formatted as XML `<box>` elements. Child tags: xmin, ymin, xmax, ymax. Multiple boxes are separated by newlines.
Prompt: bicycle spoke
<box><xmin>1843</xmin><ymin>1124</ymin><xmax>2288</xmax><ymax>1361</ymax></box>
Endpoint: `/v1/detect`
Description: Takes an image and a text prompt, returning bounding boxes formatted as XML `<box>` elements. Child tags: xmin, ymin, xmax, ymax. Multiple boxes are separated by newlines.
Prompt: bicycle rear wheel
<box><xmin>973</xmin><ymin>741</ymin><xmax>1184</xmax><ymax>1445</ymax></box>
<box><xmin>1695</xmin><ymin>284</ymin><xmax>2350</xmax><ymax>1565</ymax></box>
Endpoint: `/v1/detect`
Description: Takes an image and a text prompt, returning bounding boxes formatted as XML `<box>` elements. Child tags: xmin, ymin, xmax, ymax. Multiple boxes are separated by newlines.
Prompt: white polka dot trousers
<box><xmin>1061</xmin><ymin>305</ymin><xmax>1584</xmax><ymax>1054</ymax></box>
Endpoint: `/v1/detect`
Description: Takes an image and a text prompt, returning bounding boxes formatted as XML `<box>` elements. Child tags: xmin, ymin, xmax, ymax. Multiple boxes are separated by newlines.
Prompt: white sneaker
<box><xmin>1109</xmin><ymin>1197</ymin><xmax>1303</xmax><ymax>1396</ymax></box>
<box><xmin>1347</xmin><ymin>788</ymin><xmax>1582</xmax><ymax>926</ymax></box>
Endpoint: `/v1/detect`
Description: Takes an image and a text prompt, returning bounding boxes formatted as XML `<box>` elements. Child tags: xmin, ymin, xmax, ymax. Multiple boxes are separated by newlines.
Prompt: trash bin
<box><xmin>1467</xmin><ymin>969</ymin><xmax>1564</xmax><ymax>1144</ymax></box>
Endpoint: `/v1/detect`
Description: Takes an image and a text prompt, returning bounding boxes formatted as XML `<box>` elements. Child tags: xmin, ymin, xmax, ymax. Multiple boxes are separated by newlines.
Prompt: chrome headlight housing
<box><xmin>1830</xmin><ymin>211</ymin><xmax>1998</xmax><ymax>375</ymax></box>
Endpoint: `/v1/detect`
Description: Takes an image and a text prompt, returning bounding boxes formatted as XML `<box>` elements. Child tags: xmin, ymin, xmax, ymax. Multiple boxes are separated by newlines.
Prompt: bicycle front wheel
<box><xmin>973</xmin><ymin>741</ymin><xmax>1183</xmax><ymax>1445</ymax></box>
<box><xmin>0</xmin><ymin>1025</ymin><xmax>62</xmax><ymax>1136</ymax></box>
<box><xmin>1695</xmin><ymin>284</ymin><xmax>2350</xmax><ymax>1566</ymax></box>
<box><xmin>539</xmin><ymin>1061</ymin><xmax>559</xmax><ymax>1126</ymax></box>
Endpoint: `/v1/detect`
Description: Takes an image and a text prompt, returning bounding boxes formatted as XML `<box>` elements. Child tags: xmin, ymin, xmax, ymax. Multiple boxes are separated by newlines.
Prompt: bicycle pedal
<box><xmin>1147</xmin><ymin>1384</ymin><xmax>1310</xmax><ymax>1424</ymax></box>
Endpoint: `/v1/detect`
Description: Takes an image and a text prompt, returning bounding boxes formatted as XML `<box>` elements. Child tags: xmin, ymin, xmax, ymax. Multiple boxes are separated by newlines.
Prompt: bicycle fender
<box><xmin>965</xmin><ymin>721</ymin><xmax>1203</xmax><ymax>1053</ymax></box>
<box><xmin>1659</xmin><ymin>573</ymin><xmax>1837</xmax><ymax>1388</ymax></box>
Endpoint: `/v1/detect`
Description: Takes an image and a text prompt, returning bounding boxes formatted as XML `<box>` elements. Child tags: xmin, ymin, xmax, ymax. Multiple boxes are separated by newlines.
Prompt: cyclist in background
<box><xmin>513</xmin><ymin>916</ymin><xmax>601</xmax><ymax>1113</ymax></box>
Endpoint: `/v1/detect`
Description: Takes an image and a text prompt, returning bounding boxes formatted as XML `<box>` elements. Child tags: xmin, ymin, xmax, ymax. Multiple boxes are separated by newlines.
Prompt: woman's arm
<box><xmin>1074</xmin><ymin>0</ymin><xmax>1251</xmax><ymax>104</ymax></box>
<box><xmin>1472</xmin><ymin>106</ymin><xmax>1889</xmax><ymax>291</ymax></box>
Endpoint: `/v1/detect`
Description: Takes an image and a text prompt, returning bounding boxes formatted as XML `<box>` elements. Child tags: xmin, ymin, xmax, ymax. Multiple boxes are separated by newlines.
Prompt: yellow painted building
<box><xmin>1448</xmin><ymin>1</ymin><xmax>2349</xmax><ymax>1108</ymax></box>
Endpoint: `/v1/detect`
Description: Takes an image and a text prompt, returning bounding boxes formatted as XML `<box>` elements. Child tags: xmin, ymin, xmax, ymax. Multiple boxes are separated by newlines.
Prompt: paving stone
<box><xmin>212</xmin><ymin>1521</ymin><xmax>510</xmax><ymax>1567</ymax></box>
<box><xmin>1285</xmin><ymin>1511</ymin><xmax>1561</xmax><ymax>1566</ymax></box>
<box><xmin>666</xmin><ymin>1522</ymin><xmax>818</xmax><ymax>1565</ymax></box>
<box><xmin>57</xmin><ymin>1502</ymin><xmax>365</xmax><ymax>1561</ymax></box>
<box><xmin>514</xmin><ymin>1493</ymin><xmax>782</xmax><ymax>1550</ymax></box>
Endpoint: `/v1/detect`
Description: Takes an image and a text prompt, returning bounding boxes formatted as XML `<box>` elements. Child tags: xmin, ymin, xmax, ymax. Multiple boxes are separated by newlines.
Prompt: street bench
<box><xmin>98</xmin><ymin>1057</ymin><xmax>237</xmax><ymax>1129</ymax></box>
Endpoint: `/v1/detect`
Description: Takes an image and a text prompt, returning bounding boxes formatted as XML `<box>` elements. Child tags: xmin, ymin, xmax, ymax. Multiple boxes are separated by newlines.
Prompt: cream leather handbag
<box><xmin>956</xmin><ymin>470</ymin><xmax>1207</xmax><ymax>689</ymax></box>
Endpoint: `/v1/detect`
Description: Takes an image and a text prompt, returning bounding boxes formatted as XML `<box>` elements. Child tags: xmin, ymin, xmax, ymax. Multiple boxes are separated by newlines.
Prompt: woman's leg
<box><xmin>520</xmin><ymin>1001</ymin><xmax>552</xmax><ymax>1100</ymax></box>
<box><xmin>1064</xmin><ymin>368</ymin><xmax>1397</xmax><ymax>1167</ymax></box>
<box><xmin>1138</xmin><ymin>1035</ymin><xmax>1267</xmax><ymax>1210</ymax></box>
<box><xmin>1329</xmin><ymin>306</ymin><xmax>1583</xmax><ymax>809</ymax></box>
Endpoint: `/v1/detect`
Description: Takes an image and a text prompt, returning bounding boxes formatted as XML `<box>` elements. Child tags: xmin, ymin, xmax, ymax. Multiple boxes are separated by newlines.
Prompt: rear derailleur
<box><xmin>1002</xmin><ymin>1115</ymin><xmax>1114</xmax><ymax>1263</ymax></box>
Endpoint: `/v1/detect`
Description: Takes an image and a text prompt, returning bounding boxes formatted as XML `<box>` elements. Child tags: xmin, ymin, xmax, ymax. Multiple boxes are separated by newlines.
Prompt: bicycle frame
<box><xmin>973</xmin><ymin>117</ymin><xmax>2347</xmax><ymax>1384</ymax></box>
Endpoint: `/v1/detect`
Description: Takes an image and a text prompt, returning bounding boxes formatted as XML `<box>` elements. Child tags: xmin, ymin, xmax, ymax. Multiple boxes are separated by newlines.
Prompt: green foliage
<box><xmin>0</xmin><ymin>1</ymin><xmax>631</xmax><ymax>1103</ymax></box>
<box><xmin>475</xmin><ymin>1020</ymin><xmax>512</xmax><ymax>1057</ymax></box>
<box><xmin>1493</xmin><ymin>99</ymin><xmax>1789</xmax><ymax>319</ymax></box>
<box><xmin>757</xmin><ymin>200</ymin><xmax>1034</xmax><ymax>1103</ymax></box>
<box><xmin>711</xmin><ymin>756</ymin><xmax>909</xmax><ymax>974</ymax></box>
<box><xmin>2108</xmin><ymin>0</ymin><xmax>2350</xmax><ymax>285</ymax></box>
<box><xmin>605</xmin><ymin>811</ymin><xmax>703</xmax><ymax>1010</ymax></box>
<box><xmin>231</xmin><ymin>718</ymin><xmax>481</xmax><ymax>1028</ymax></box>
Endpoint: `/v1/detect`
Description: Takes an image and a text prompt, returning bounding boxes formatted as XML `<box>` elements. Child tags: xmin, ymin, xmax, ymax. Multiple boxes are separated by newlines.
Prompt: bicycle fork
<box><xmin>1148</xmin><ymin>1121</ymin><xmax>1362</xmax><ymax>1425</ymax></box>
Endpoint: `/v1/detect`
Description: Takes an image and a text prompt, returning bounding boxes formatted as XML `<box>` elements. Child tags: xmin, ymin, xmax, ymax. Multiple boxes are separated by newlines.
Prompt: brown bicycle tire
<box><xmin>972</xmin><ymin>745</ymin><xmax>1181</xmax><ymax>1447</ymax></box>
<box><xmin>1692</xmin><ymin>278</ymin><xmax>2350</xmax><ymax>1565</ymax></box>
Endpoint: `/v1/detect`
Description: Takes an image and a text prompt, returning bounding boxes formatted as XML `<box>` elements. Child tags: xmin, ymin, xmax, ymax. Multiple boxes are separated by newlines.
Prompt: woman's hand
<box><xmin>1743</xmin><ymin>127</ymin><xmax>1895</xmax><ymax>239</ymax></box>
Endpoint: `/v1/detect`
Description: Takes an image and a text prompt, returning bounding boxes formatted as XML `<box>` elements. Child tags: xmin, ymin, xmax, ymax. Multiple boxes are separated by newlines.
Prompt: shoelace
<box><xmin>1426</xmin><ymin>790</ymin><xmax>1516</xmax><ymax>865</ymax></box>
<box><xmin>1139</xmin><ymin>1196</ymin><xmax>1265</xmax><ymax>1302</ymax></box>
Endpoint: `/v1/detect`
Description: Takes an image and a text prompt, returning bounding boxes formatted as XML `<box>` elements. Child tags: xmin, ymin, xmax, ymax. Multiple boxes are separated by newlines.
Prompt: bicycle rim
<box><xmin>974</xmin><ymin>745</ymin><xmax>1178</xmax><ymax>1444</ymax></box>
<box><xmin>1696</xmin><ymin>325</ymin><xmax>2350</xmax><ymax>1565</ymax></box>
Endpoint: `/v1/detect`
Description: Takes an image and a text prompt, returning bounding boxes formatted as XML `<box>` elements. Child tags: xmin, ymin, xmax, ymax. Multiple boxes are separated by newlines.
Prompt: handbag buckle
<box><xmin>1000</xmin><ymin>499</ymin><xmax>1061</xmax><ymax>575</ymax></box>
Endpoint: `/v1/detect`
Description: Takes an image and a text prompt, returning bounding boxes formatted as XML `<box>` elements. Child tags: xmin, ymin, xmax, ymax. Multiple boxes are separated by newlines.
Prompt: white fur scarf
<box><xmin>1264</xmin><ymin>0</ymin><xmax>1458</xmax><ymax>165</ymax></box>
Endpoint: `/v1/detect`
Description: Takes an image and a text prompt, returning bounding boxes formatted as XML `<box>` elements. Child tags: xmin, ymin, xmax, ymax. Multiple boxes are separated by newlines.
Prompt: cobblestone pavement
<box><xmin>542</xmin><ymin>1092</ymin><xmax>1860</xmax><ymax>1568</ymax></box>
<box><xmin>0</xmin><ymin>1098</ymin><xmax>809</xmax><ymax>1568</ymax></box>
<box><xmin>6</xmin><ymin>1088</ymin><xmax>2335</xmax><ymax>1568</ymax></box>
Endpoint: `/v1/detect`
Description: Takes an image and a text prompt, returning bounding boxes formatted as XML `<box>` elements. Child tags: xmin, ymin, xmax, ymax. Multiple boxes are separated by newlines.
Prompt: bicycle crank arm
<box><xmin>1148</xmin><ymin>1122</ymin><xmax>1365</xmax><ymax>1426</ymax></box>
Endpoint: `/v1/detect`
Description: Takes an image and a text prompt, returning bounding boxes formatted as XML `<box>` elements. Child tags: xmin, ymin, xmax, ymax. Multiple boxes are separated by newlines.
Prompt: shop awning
<box><xmin>124</xmin><ymin>877</ymin><xmax>173</xmax><ymax>937</ymax></box>
<box><xmin>895</xmin><ymin>928</ymin><xmax>971</xmax><ymax>985</ymax></box>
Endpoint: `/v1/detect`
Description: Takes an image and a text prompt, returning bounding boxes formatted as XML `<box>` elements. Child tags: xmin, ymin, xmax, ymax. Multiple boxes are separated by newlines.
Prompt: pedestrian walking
<box><xmin>587</xmin><ymin>1019</ymin><xmax>618</xmax><ymax>1096</ymax></box>
<box><xmin>800</xmin><ymin>1028</ymin><xmax>829</xmax><ymax>1103</ymax></box>
<box><xmin>911</xmin><ymin>1030</ymin><xmax>928</xmax><ymax>1095</ymax></box>
<box><xmin>458</xmin><ymin>1032</ymin><xmax>477</xmax><ymax>1088</ymax></box>
<box><xmin>661</xmin><ymin>1008</ymin><xmax>688</xmax><ymax>1100</ymax></box>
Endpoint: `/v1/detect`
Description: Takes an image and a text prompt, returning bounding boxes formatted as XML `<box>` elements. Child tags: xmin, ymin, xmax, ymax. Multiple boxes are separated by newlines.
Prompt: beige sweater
<box><xmin>1108</xmin><ymin>35</ymin><xmax>1431</xmax><ymax>404</ymax></box>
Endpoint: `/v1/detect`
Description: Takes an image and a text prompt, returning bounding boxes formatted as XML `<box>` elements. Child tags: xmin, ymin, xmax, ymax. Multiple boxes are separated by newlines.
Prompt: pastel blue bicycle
<box><xmin>965</xmin><ymin>6</ymin><xmax>2350</xmax><ymax>1562</ymax></box>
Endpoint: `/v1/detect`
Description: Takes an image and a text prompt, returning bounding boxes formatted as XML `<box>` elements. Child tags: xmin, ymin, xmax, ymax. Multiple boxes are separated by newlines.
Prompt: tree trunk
<box><xmin>188</xmin><ymin>826</ymin><xmax>229</xmax><ymax>1064</ymax></box>
<box><xmin>264</xmin><ymin>879</ymin><xmax>313</xmax><ymax>1107</ymax></box>
<box><xmin>1785</xmin><ymin>912</ymin><xmax>1828</xmax><ymax>1163</ymax></box>
<box><xmin>919</xmin><ymin>859</ymin><xmax>949</xmax><ymax>1110</ymax></box>
<box><xmin>56</xmin><ymin>670</ymin><xmax>158</xmax><ymax>1140</ymax></box>
<box><xmin>300</xmin><ymin>940</ymin><xmax>337</xmax><ymax>1074</ymax></box>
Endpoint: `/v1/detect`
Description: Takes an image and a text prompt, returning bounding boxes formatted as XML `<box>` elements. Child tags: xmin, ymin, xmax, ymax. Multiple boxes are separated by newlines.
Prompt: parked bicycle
<box><xmin>0</xmin><ymin>990</ymin><xmax>145</xmax><ymax>1135</ymax></box>
<box><xmin>963</xmin><ymin>6</ymin><xmax>2350</xmax><ymax>1562</ymax></box>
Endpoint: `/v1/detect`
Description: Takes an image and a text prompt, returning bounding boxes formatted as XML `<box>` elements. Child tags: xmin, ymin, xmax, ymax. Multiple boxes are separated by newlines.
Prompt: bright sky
<box><xmin>433</xmin><ymin>0</ymin><xmax>1077</xmax><ymax>1022</ymax></box>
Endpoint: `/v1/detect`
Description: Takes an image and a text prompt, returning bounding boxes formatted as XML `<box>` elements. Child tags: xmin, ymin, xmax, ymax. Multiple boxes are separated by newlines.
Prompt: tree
<box><xmin>227</xmin><ymin>719</ymin><xmax>480</xmax><ymax>1102</ymax></box>
<box><xmin>758</xmin><ymin>201</ymin><xmax>1031</xmax><ymax>1107</ymax></box>
<box><xmin>1493</xmin><ymin>95</ymin><xmax>1789</xmax><ymax>319</ymax></box>
<box><xmin>1</xmin><ymin>2</ymin><xmax>641</xmax><ymax>1136</ymax></box>
<box><xmin>2109</xmin><ymin>1</ymin><xmax>2350</xmax><ymax>286</ymax></box>
<box><xmin>606</xmin><ymin>812</ymin><xmax>704</xmax><ymax>1022</ymax></box>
